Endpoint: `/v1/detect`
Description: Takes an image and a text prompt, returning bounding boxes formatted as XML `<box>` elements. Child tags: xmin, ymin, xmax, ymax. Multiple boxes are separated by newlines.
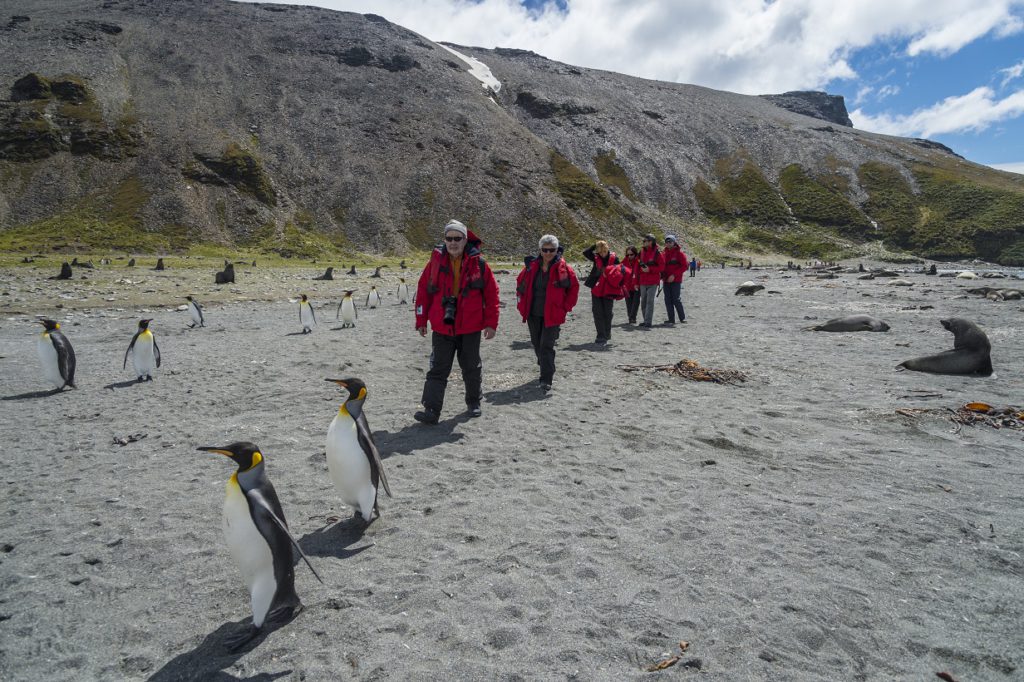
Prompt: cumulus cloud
<box><xmin>1000</xmin><ymin>60</ymin><xmax>1024</xmax><ymax>86</ymax></box>
<box><xmin>240</xmin><ymin>0</ymin><xmax>1024</xmax><ymax>94</ymax></box>
<box><xmin>877</xmin><ymin>84</ymin><xmax>901</xmax><ymax>100</ymax></box>
<box><xmin>851</xmin><ymin>86</ymin><xmax>1024</xmax><ymax>136</ymax></box>
<box><xmin>989</xmin><ymin>161</ymin><xmax>1024</xmax><ymax>174</ymax></box>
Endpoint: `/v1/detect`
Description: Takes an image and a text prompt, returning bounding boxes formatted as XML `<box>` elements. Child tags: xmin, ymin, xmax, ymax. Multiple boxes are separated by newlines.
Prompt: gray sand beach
<box><xmin>1</xmin><ymin>262</ymin><xmax>1022</xmax><ymax>680</ymax></box>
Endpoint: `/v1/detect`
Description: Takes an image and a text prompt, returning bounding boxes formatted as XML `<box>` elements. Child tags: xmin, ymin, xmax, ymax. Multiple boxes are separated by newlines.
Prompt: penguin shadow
<box><xmin>2</xmin><ymin>388</ymin><xmax>64</xmax><ymax>401</ymax></box>
<box><xmin>104</xmin><ymin>379</ymin><xmax>146</xmax><ymax>390</ymax></box>
<box><xmin>298</xmin><ymin>520</ymin><xmax>375</xmax><ymax>560</ymax></box>
<box><xmin>147</xmin><ymin>619</ymin><xmax>293</xmax><ymax>682</ymax></box>
<box><xmin>373</xmin><ymin>420</ymin><xmax>466</xmax><ymax>457</ymax></box>
<box><xmin>485</xmin><ymin>380</ymin><xmax>548</xmax><ymax>406</ymax></box>
<box><xmin>284</xmin><ymin>331</ymin><xmax>311</xmax><ymax>337</ymax></box>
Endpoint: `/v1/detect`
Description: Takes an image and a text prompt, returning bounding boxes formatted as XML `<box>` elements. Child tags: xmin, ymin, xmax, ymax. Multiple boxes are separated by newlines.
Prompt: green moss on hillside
<box><xmin>593</xmin><ymin>150</ymin><xmax>637</xmax><ymax>201</ymax></box>
<box><xmin>720</xmin><ymin>224</ymin><xmax>853</xmax><ymax>260</ymax></box>
<box><xmin>779</xmin><ymin>164</ymin><xmax>871</xmax><ymax>235</ymax></box>
<box><xmin>549</xmin><ymin>150</ymin><xmax>627</xmax><ymax>220</ymax></box>
<box><xmin>184</xmin><ymin>143</ymin><xmax>276</xmax><ymax>206</ymax></box>
<box><xmin>694</xmin><ymin>162</ymin><xmax>791</xmax><ymax>226</ymax></box>
<box><xmin>857</xmin><ymin>162</ymin><xmax>919</xmax><ymax>245</ymax></box>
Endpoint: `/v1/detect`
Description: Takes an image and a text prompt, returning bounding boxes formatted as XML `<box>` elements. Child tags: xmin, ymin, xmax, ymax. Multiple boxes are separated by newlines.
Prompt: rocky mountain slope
<box><xmin>1</xmin><ymin>0</ymin><xmax>1023</xmax><ymax>263</ymax></box>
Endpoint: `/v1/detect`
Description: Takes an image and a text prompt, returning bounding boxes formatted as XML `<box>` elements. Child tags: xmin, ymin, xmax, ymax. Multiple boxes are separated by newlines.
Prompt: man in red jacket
<box><xmin>516</xmin><ymin>235</ymin><xmax>580</xmax><ymax>391</ymax></box>
<box><xmin>661</xmin><ymin>234</ymin><xmax>688</xmax><ymax>324</ymax></box>
<box><xmin>414</xmin><ymin>219</ymin><xmax>500</xmax><ymax>424</ymax></box>
<box><xmin>636</xmin><ymin>234</ymin><xmax>664</xmax><ymax>327</ymax></box>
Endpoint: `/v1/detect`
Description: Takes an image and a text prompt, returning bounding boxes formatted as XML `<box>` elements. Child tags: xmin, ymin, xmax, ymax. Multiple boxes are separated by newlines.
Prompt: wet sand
<box><xmin>1</xmin><ymin>262</ymin><xmax>1022</xmax><ymax>680</ymax></box>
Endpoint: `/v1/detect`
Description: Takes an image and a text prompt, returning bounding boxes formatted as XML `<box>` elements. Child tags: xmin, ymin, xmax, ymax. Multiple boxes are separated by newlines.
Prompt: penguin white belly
<box><xmin>326</xmin><ymin>414</ymin><xmax>374</xmax><ymax>516</ymax></box>
<box><xmin>37</xmin><ymin>335</ymin><xmax>63</xmax><ymax>388</ymax></box>
<box><xmin>300</xmin><ymin>303</ymin><xmax>315</xmax><ymax>331</ymax></box>
<box><xmin>341</xmin><ymin>299</ymin><xmax>356</xmax><ymax>326</ymax></box>
<box><xmin>223</xmin><ymin>479</ymin><xmax>276</xmax><ymax>626</ymax></box>
<box><xmin>367</xmin><ymin>291</ymin><xmax>381</xmax><ymax>308</ymax></box>
<box><xmin>188</xmin><ymin>303</ymin><xmax>203</xmax><ymax>326</ymax></box>
<box><xmin>132</xmin><ymin>334</ymin><xmax>157</xmax><ymax>377</ymax></box>
<box><xmin>397</xmin><ymin>284</ymin><xmax>409</xmax><ymax>304</ymax></box>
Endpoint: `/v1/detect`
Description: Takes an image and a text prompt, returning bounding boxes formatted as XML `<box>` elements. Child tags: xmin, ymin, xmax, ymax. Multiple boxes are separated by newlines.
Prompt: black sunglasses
<box><xmin>444</xmin><ymin>235</ymin><xmax>464</xmax><ymax>242</ymax></box>
<box><xmin>540</xmin><ymin>247</ymin><xmax>557</xmax><ymax>253</ymax></box>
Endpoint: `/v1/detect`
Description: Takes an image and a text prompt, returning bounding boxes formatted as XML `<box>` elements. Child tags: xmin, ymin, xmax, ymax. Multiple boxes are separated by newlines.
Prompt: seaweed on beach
<box><xmin>618</xmin><ymin>358</ymin><xmax>748</xmax><ymax>385</ymax></box>
<box><xmin>896</xmin><ymin>403</ymin><xmax>1024</xmax><ymax>432</ymax></box>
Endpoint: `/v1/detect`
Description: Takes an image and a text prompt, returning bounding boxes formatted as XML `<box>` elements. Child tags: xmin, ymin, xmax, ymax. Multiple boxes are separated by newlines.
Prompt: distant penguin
<box><xmin>123</xmin><ymin>319</ymin><xmax>161</xmax><ymax>381</ymax></box>
<box><xmin>36</xmin><ymin>319</ymin><xmax>76</xmax><ymax>390</ymax></box>
<box><xmin>366</xmin><ymin>286</ymin><xmax>381</xmax><ymax>309</ymax></box>
<box><xmin>186</xmin><ymin>295</ymin><xmax>205</xmax><ymax>328</ymax></box>
<box><xmin>299</xmin><ymin>294</ymin><xmax>316</xmax><ymax>333</ymax></box>
<box><xmin>325</xmin><ymin>378</ymin><xmax>392</xmax><ymax>524</ymax></box>
<box><xmin>396</xmin><ymin>278</ymin><xmax>409</xmax><ymax>304</ymax></box>
<box><xmin>198</xmin><ymin>442</ymin><xmax>321</xmax><ymax>652</ymax></box>
<box><xmin>336</xmin><ymin>290</ymin><xmax>357</xmax><ymax>328</ymax></box>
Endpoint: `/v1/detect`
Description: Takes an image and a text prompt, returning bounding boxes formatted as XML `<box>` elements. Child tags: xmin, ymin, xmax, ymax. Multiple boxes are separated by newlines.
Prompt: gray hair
<box><xmin>538</xmin><ymin>234</ymin><xmax>559</xmax><ymax>250</ymax></box>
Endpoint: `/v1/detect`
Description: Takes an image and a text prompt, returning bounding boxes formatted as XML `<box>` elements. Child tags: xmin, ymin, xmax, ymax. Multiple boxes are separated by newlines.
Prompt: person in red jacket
<box><xmin>661</xmin><ymin>234</ymin><xmax>688</xmax><ymax>324</ymax></box>
<box><xmin>516</xmin><ymin>235</ymin><xmax>580</xmax><ymax>392</ymax></box>
<box><xmin>621</xmin><ymin>245</ymin><xmax>641</xmax><ymax>324</ymax></box>
<box><xmin>636</xmin><ymin>234</ymin><xmax>664</xmax><ymax>327</ymax></box>
<box><xmin>413</xmin><ymin>219</ymin><xmax>500</xmax><ymax>424</ymax></box>
<box><xmin>582</xmin><ymin>240</ymin><xmax>619</xmax><ymax>344</ymax></box>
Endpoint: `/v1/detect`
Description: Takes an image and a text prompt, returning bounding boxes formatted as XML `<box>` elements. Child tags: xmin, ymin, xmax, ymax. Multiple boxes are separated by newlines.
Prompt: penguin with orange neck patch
<box><xmin>325</xmin><ymin>378</ymin><xmax>392</xmax><ymax>524</ymax></box>
<box><xmin>123</xmin><ymin>319</ymin><xmax>160</xmax><ymax>381</ymax></box>
<box><xmin>37</xmin><ymin>319</ymin><xmax>76</xmax><ymax>391</ymax></box>
<box><xmin>198</xmin><ymin>442</ymin><xmax>321</xmax><ymax>651</ymax></box>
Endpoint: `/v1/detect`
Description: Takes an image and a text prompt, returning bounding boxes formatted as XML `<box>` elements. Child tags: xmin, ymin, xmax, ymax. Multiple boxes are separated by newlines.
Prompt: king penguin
<box><xmin>198</xmin><ymin>442</ymin><xmax>322</xmax><ymax>651</ymax></box>
<box><xmin>325</xmin><ymin>378</ymin><xmax>392</xmax><ymax>524</ymax></box>
<box><xmin>37</xmin><ymin>319</ymin><xmax>76</xmax><ymax>391</ymax></box>
<box><xmin>186</xmin><ymin>295</ymin><xmax>205</xmax><ymax>328</ymax></box>
<box><xmin>123</xmin><ymin>319</ymin><xmax>161</xmax><ymax>381</ymax></box>
<box><xmin>299</xmin><ymin>294</ymin><xmax>316</xmax><ymax>333</ymax></box>
<box><xmin>336</xmin><ymin>290</ymin><xmax>357</xmax><ymax>328</ymax></box>
<box><xmin>396</xmin><ymin>278</ymin><xmax>409</xmax><ymax>305</ymax></box>
<box><xmin>365</xmin><ymin>286</ymin><xmax>381</xmax><ymax>309</ymax></box>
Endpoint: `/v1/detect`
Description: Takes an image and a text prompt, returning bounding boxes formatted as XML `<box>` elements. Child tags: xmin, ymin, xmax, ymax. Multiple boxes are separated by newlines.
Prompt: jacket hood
<box><xmin>435</xmin><ymin>228</ymin><xmax>483</xmax><ymax>257</ymax></box>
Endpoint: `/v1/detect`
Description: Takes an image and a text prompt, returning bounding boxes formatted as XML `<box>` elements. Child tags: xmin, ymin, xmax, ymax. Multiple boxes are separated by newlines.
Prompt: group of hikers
<box><xmin>411</xmin><ymin>220</ymin><xmax>697</xmax><ymax>424</ymax></box>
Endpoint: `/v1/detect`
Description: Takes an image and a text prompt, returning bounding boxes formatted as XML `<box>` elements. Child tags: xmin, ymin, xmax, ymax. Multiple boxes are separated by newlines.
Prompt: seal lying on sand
<box><xmin>896</xmin><ymin>318</ymin><xmax>992</xmax><ymax>376</ymax></box>
<box><xmin>805</xmin><ymin>315</ymin><xmax>890</xmax><ymax>332</ymax></box>
<box><xmin>735</xmin><ymin>281</ymin><xmax>765</xmax><ymax>296</ymax></box>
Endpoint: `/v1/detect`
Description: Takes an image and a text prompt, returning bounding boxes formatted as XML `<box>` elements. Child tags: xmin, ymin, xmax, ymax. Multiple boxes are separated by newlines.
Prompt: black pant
<box><xmin>591</xmin><ymin>296</ymin><xmax>614</xmax><ymax>341</ymax></box>
<box><xmin>663</xmin><ymin>281</ymin><xmax>685</xmax><ymax>322</ymax></box>
<box><xmin>625</xmin><ymin>290</ymin><xmax>640</xmax><ymax>322</ymax></box>
<box><xmin>527</xmin><ymin>316</ymin><xmax>560</xmax><ymax>384</ymax></box>
<box><xmin>421</xmin><ymin>331</ymin><xmax>482</xmax><ymax>413</ymax></box>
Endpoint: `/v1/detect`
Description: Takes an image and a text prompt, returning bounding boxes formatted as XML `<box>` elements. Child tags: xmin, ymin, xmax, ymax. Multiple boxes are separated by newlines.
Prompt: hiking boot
<box><xmin>467</xmin><ymin>404</ymin><xmax>482</xmax><ymax>418</ymax></box>
<box><xmin>414</xmin><ymin>409</ymin><xmax>439</xmax><ymax>425</ymax></box>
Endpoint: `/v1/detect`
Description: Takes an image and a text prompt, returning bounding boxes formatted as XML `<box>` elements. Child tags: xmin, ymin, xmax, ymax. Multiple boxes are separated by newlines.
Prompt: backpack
<box><xmin>602</xmin><ymin>263</ymin><xmax>627</xmax><ymax>300</ymax></box>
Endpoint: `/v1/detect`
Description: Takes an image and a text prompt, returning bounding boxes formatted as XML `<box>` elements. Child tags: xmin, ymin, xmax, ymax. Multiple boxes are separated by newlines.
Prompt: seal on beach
<box><xmin>50</xmin><ymin>262</ymin><xmax>73</xmax><ymax>280</ymax></box>
<box><xmin>805</xmin><ymin>314</ymin><xmax>890</xmax><ymax>332</ymax></box>
<box><xmin>397</xmin><ymin>277</ymin><xmax>410</xmax><ymax>304</ymax></box>
<box><xmin>896</xmin><ymin>318</ymin><xmax>992</xmax><ymax>376</ymax></box>
<box><xmin>37</xmin><ymin>319</ymin><xmax>76</xmax><ymax>390</ymax></box>
<box><xmin>299</xmin><ymin>294</ymin><xmax>316</xmax><ymax>333</ymax></box>
<box><xmin>124</xmin><ymin>319</ymin><xmax>161</xmax><ymax>381</ymax></box>
<box><xmin>735</xmin><ymin>281</ymin><xmax>765</xmax><ymax>296</ymax></box>
<box><xmin>336</xmin><ymin>290</ymin><xmax>357</xmax><ymax>328</ymax></box>
<box><xmin>325</xmin><ymin>378</ymin><xmax>392</xmax><ymax>524</ymax></box>
<box><xmin>215</xmin><ymin>263</ymin><xmax>235</xmax><ymax>285</ymax></box>
<box><xmin>366</xmin><ymin>286</ymin><xmax>382</xmax><ymax>309</ymax></box>
<box><xmin>185</xmin><ymin>296</ymin><xmax>205</xmax><ymax>328</ymax></box>
<box><xmin>313</xmin><ymin>267</ymin><xmax>334</xmax><ymax>281</ymax></box>
<box><xmin>198</xmin><ymin>442</ymin><xmax>321</xmax><ymax>652</ymax></box>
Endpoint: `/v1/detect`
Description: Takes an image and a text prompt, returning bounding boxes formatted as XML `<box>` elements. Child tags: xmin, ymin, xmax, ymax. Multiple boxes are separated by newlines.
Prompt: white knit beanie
<box><xmin>444</xmin><ymin>219</ymin><xmax>468</xmax><ymax>239</ymax></box>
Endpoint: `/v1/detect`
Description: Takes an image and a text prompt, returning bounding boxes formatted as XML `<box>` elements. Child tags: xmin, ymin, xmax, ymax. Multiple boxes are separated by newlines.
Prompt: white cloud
<box><xmin>877</xmin><ymin>84</ymin><xmax>901</xmax><ymax>100</ymax></box>
<box><xmin>989</xmin><ymin>161</ymin><xmax>1024</xmax><ymax>174</ymax></box>
<box><xmin>853</xmin><ymin>86</ymin><xmax>874</xmax><ymax>105</ymax></box>
<box><xmin>237</xmin><ymin>0</ymin><xmax>1024</xmax><ymax>95</ymax></box>
<box><xmin>851</xmin><ymin>86</ymin><xmax>1024</xmax><ymax>136</ymax></box>
<box><xmin>1000</xmin><ymin>60</ymin><xmax>1024</xmax><ymax>86</ymax></box>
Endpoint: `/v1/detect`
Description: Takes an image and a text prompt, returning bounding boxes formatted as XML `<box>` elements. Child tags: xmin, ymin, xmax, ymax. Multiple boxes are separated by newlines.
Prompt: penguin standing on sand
<box><xmin>336</xmin><ymin>290</ymin><xmax>357</xmax><ymax>328</ymax></box>
<box><xmin>186</xmin><ymin>296</ymin><xmax>205</xmax><ymax>328</ymax></box>
<box><xmin>198</xmin><ymin>442</ymin><xmax>322</xmax><ymax>652</ymax></box>
<box><xmin>299</xmin><ymin>294</ymin><xmax>316</xmax><ymax>334</ymax></box>
<box><xmin>36</xmin><ymin>319</ymin><xmax>76</xmax><ymax>390</ymax></box>
<box><xmin>365</xmin><ymin>286</ymin><xmax>381</xmax><ymax>309</ymax></box>
<box><xmin>124</xmin><ymin>319</ymin><xmax>160</xmax><ymax>381</ymax></box>
<box><xmin>325</xmin><ymin>378</ymin><xmax>392</xmax><ymax>524</ymax></box>
<box><xmin>396</xmin><ymin>278</ymin><xmax>409</xmax><ymax>305</ymax></box>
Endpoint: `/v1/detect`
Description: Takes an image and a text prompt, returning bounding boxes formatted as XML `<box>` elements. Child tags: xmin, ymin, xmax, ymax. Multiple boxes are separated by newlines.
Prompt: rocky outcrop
<box><xmin>760</xmin><ymin>91</ymin><xmax>854</xmax><ymax>127</ymax></box>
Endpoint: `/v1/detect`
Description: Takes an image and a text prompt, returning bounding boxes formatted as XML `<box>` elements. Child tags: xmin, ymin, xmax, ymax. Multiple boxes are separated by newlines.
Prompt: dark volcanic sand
<box><xmin>0</xmin><ymin>264</ymin><xmax>1022</xmax><ymax>680</ymax></box>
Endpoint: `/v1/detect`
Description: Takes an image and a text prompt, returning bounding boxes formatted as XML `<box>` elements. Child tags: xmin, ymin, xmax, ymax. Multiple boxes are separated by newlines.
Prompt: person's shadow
<box><xmin>484</xmin><ymin>380</ymin><xmax>547</xmax><ymax>406</ymax></box>
<box><xmin>373</xmin><ymin>418</ymin><xmax>466</xmax><ymax>457</ymax></box>
<box><xmin>147</xmin><ymin>619</ymin><xmax>293</xmax><ymax>682</ymax></box>
<box><xmin>509</xmin><ymin>340</ymin><xmax>532</xmax><ymax>350</ymax></box>
<box><xmin>563</xmin><ymin>342</ymin><xmax>610</xmax><ymax>352</ymax></box>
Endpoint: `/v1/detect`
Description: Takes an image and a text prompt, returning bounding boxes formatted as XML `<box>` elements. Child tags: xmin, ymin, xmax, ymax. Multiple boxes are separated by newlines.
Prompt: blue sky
<box><xmin>242</xmin><ymin>0</ymin><xmax>1024</xmax><ymax>173</ymax></box>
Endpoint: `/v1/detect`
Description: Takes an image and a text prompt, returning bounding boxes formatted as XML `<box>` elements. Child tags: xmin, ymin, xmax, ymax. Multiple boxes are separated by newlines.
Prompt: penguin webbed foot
<box><xmin>268</xmin><ymin>601</ymin><xmax>303</xmax><ymax>626</ymax></box>
<box><xmin>225</xmin><ymin>624</ymin><xmax>261</xmax><ymax>653</ymax></box>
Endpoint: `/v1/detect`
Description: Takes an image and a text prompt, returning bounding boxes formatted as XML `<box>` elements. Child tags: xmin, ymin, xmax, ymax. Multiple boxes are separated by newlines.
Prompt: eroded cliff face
<box><xmin>2</xmin><ymin>0</ymin><xmax>1022</xmax><ymax>263</ymax></box>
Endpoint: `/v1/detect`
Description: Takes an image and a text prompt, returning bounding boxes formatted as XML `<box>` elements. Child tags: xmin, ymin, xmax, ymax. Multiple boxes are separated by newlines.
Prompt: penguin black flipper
<box><xmin>336</xmin><ymin>300</ymin><xmax>343</xmax><ymax>320</ymax></box>
<box><xmin>195</xmin><ymin>301</ymin><xmax>205</xmax><ymax>326</ymax></box>
<box><xmin>310</xmin><ymin>305</ymin><xmax>317</xmax><ymax>325</ymax></box>
<box><xmin>246</xmin><ymin>487</ymin><xmax>324</xmax><ymax>585</ymax></box>
<box><xmin>123</xmin><ymin>330</ymin><xmax>141</xmax><ymax>369</ymax></box>
<box><xmin>355</xmin><ymin>411</ymin><xmax>391</xmax><ymax>497</ymax></box>
<box><xmin>153</xmin><ymin>338</ymin><xmax>162</xmax><ymax>368</ymax></box>
<box><xmin>51</xmin><ymin>331</ymin><xmax>76</xmax><ymax>387</ymax></box>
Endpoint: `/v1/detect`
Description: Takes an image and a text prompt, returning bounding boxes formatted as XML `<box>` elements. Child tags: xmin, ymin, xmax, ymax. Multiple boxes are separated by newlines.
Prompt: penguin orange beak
<box><xmin>325</xmin><ymin>378</ymin><xmax>349</xmax><ymax>387</ymax></box>
<box><xmin>197</xmin><ymin>446</ymin><xmax>233</xmax><ymax>457</ymax></box>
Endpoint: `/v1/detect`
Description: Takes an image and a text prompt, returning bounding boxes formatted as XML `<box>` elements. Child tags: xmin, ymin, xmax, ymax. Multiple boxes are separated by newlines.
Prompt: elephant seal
<box><xmin>956</xmin><ymin>271</ymin><xmax>978</xmax><ymax>280</ymax></box>
<box><xmin>887</xmin><ymin>279</ymin><xmax>914</xmax><ymax>286</ymax></box>
<box><xmin>735</xmin><ymin>281</ymin><xmax>765</xmax><ymax>296</ymax></box>
<box><xmin>805</xmin><ymin>314</ymin><xmax>890</xmax><ymax>332</ymax></box>
<box><xmin>896</xmin><ymin>318</ymin><xmax>992</xmax><ymax>376</ymax></box>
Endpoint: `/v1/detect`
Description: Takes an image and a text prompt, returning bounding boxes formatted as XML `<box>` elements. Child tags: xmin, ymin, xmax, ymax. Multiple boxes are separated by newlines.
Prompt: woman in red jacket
<box><xmin>516</xmin><ymin>235</ymin><xmax>580</xmax><ymax>391</ymax></box>
<box><xmin>636</xmin><ymin>234</ymin><xmax>664</xmax><ymax>327</ymax></box>
<box><xmin>582</xmin><ymin>240</ymin><xmax>619</xmax><ymax>344</ymax></box>
<box><xmin>621</xmin><ymin>245</ymin><xmax>641</xmax><ymax>324</ymax></box>
<box><xmin>661</xmin><ymin>234</ymin><xmax>688</xmax><ymax>324</ymax></box>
